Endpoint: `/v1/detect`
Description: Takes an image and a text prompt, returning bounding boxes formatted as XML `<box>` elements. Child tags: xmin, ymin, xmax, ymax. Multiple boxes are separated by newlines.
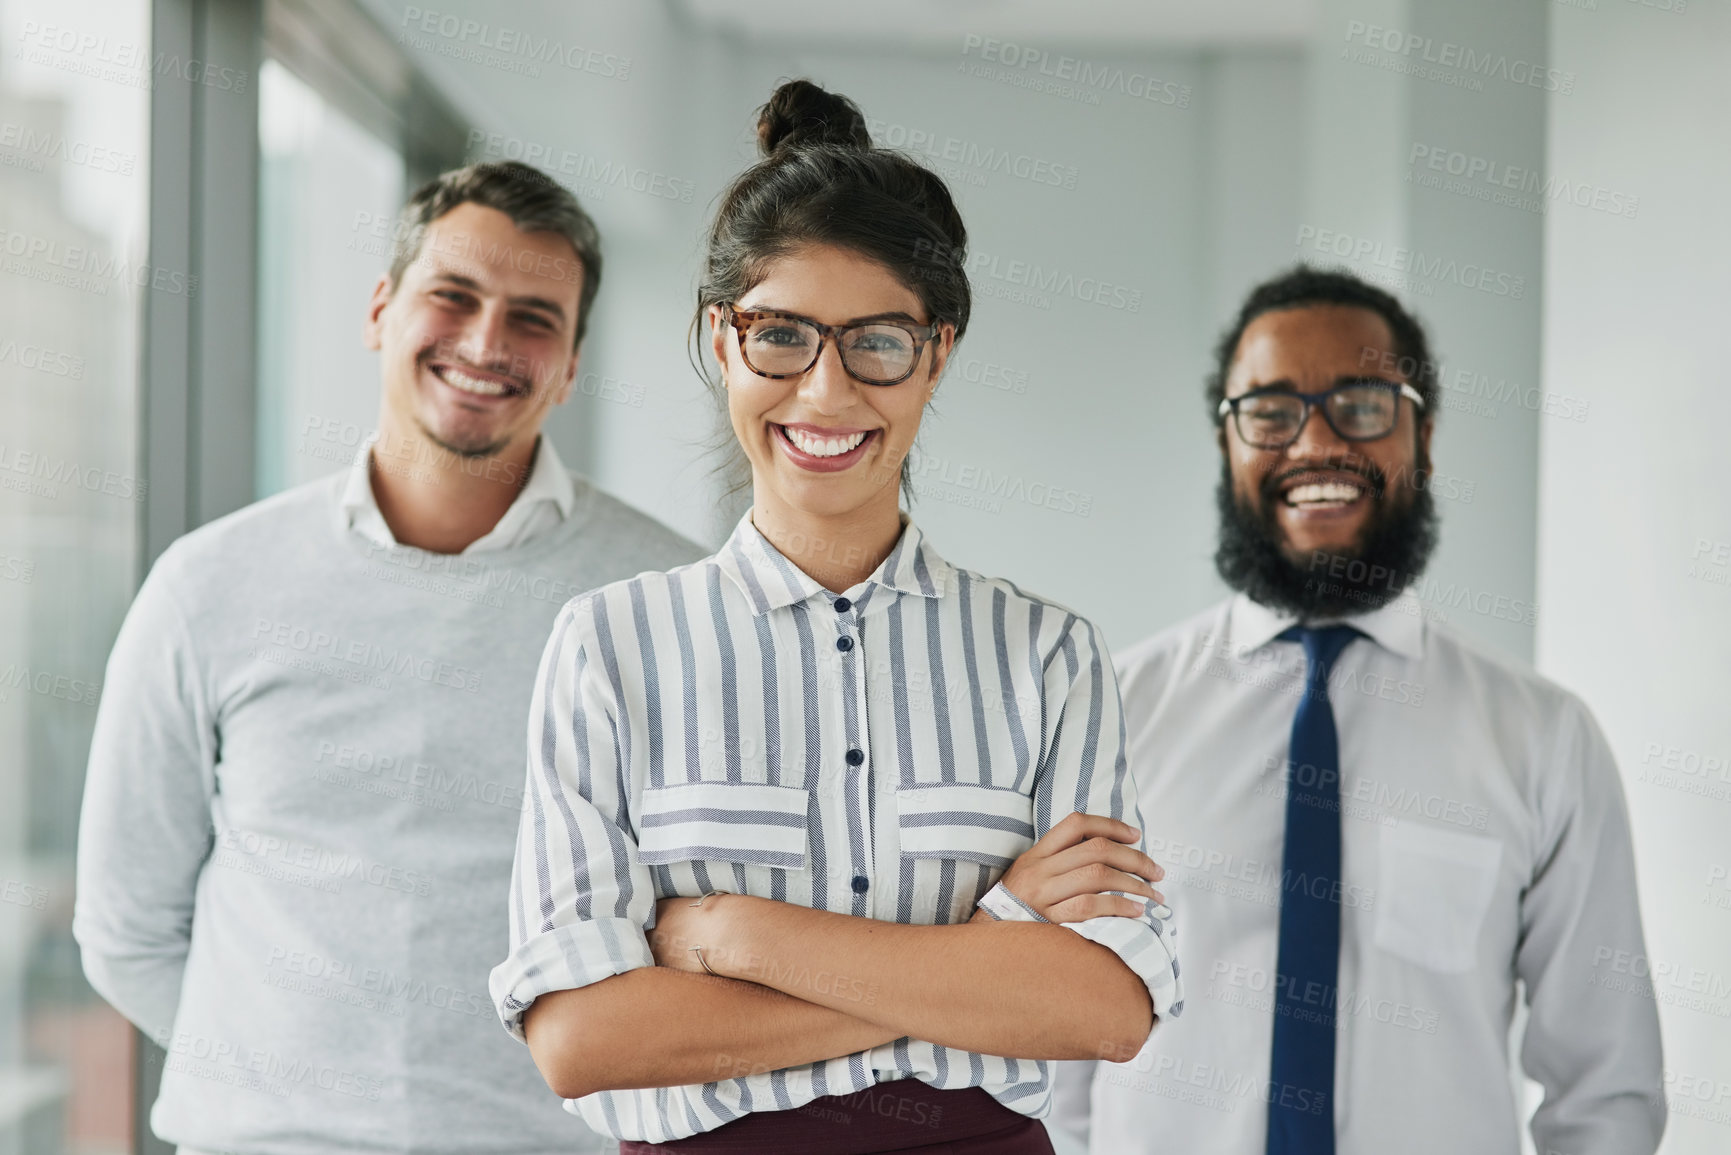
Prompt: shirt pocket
<box><xmin>1374</xmin><ymin>822</ymin><xmax>1504</xmax><ymax>974</ymax></box>
<box><xmin>637</xmin><ymin>781</ymin><xmax>811</xmax><ymax>870</ymax></box>
<box><xmin>896</xmin><ymin>783</ymin><xmax>1037</xmax><ymax>870</ymax></box>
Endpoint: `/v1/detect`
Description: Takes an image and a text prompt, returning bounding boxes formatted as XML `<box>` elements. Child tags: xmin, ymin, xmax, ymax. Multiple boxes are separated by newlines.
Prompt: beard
<box><xmin>415</xmin><ymin>414</ymin><xmax>513</xmax><ymax>460</ymax></box>
<box><xmin>1213</xmin><ymin>453</ymin><xmax>1439</xmax><ymax>620</ymax></box>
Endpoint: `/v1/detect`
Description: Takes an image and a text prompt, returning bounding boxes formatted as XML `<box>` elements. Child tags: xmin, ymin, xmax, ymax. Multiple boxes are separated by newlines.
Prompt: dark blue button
<box><xmin>834</xmin><ymin>597</ymin><xmax>851</xmax><ymax>612</ymax></box>
<box><xmin>851</xmin><ymin>875</ymin><xmax>870</xmax><ymax>894</ymax></box>
<box><xmin>845</xmin><ymin>748</ymin><xmax>864</xmax><ymax>766</ymax></box>
<box><xmin>836</xmin><ymin>635</ymin><xmax>853</xmax><ymax>652</ymax></box>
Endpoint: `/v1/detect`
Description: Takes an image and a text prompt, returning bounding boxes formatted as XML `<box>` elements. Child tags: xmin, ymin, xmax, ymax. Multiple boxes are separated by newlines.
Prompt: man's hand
<box><xmin>973</xmin><ymin>812</ymin><xmax>1165</xmax><ymax>924</ymax></box>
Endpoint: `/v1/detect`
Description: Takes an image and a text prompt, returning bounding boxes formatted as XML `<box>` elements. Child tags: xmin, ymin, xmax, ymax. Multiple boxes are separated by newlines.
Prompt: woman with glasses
<box><xmin>490</xmin><ymin>79</ymin><xmax>1182</xmax><ymax>1154</ymax></box>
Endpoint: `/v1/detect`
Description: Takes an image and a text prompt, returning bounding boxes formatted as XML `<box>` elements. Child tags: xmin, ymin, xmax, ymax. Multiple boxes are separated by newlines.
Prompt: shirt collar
<box><xmin>715</xmin><ymin>508</ymin><xmax>951</xmax><ymax>616</ymax></box>
<box><xmin>337</xmin><ymin>432</ymin><xmax>575</xmax><ymax>548</ymax></box>
<box><xmin>518</xmin><ymin>434</ymin><xmax>577</xmax><ymax>516</ymax></box>
<box><xmin>337</xmin><ymin>435</ymin><xmax>381</xmax><ymax>530</ymax></box>
<box><xmin>1227</xmin><ymin>588</ymin><xmax>1426</xmax><ymax>661</ymax></box>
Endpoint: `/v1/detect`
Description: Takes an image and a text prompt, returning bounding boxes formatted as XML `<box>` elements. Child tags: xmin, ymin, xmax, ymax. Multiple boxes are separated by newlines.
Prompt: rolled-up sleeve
<box><xmin>991</xmin><ymin>616</ymin><xmax>1183</xmax><ymax>1036</ymax></box>
<box><xmin>490</xmin><ymin>598</ymin><xmax>655</xmax><ymax>1043</ymax></box>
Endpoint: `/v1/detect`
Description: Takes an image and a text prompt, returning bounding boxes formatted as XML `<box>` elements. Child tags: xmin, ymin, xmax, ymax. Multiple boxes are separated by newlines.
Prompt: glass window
<box><xmin>255</xmin><ymin>56</ymin><xmax>404</xmax><ymax>497</ymax></box>
<box><xmin>0</xmin><ymin>0</ymin><xmax>151</xmax><ymax>1150</ymax></box>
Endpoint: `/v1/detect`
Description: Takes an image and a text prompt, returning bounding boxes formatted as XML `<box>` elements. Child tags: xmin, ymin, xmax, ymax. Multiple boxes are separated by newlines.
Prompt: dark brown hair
<box><xmin>388</xmin><ymin>160</ymin><xmax>603</xmax><ymax>347</ymax></box>
<box><xmin>694</xmin><ymin>79</ymin><xmax>972</xmax><ymax>500</ymax></box>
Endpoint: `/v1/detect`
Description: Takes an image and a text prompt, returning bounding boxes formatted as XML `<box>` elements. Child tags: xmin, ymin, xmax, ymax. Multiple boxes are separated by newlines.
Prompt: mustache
<box><xmin>1262</xmin><ymin>458</ymin><xmax>1388</xmax><ymax>501</ymax></box>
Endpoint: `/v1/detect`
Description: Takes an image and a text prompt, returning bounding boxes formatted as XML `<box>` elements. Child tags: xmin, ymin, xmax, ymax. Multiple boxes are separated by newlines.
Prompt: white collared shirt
<box><xmin>490</xmin><ymin>510</ymin><xmax>1182</xmax><ymax>1144</ymax></box>
<box><xmin>1052</xmin><ymin>591</ymin><xmax>1664</xmax><ymax>1155</ymax></box>
<box><xmin>338</xmin><ymin>433</ymin><xmax>576</xmax><ymax>553</ymax></box>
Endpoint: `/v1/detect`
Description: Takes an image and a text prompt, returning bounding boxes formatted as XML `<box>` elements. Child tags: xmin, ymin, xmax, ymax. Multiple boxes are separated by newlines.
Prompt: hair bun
<box><xmin>756</xmin><ymin>79</ymin><xmax>871</xmax><ymax>157</ymax></box>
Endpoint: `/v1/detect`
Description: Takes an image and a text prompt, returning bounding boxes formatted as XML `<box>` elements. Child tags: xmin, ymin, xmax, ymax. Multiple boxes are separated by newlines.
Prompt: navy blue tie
<box><xmin>1266</xmin><ymin>625</ymin><xmax>1359</xmax><ymax>1155</ymax></box>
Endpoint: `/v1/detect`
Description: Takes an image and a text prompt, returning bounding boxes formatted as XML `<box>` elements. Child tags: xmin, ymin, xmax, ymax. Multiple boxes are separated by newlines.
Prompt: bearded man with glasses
<box><xmin>1050</xmin><ymin>266</ymin><xmax>1663</xmax><ymax>1155</ymax></box>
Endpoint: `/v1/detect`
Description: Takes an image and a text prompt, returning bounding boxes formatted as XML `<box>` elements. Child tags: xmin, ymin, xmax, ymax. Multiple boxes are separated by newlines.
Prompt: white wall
<box><xmin>1540</xmin><ymin>3</ymin><xmax>1731</xmax><ymax>1152</ymax></box>
<box><xmin>1303</xmin><ymin>0</ymin><xmax>1547</xmax><ymax>664</ymax></box>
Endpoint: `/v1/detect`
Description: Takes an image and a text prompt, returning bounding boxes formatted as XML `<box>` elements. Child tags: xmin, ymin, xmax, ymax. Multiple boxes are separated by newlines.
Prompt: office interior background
<box><xmin>0</xmin><ymin>0</ymin><xmax>1725</xmax><ymax>1151</ymax></box>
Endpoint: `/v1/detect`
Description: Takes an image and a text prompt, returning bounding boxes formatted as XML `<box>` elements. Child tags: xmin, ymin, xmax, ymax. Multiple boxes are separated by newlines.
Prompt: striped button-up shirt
<box><xmin>490</xmin><ymin>510</ymin><xmax>1182</xmax><ymax>1143</ymax></box>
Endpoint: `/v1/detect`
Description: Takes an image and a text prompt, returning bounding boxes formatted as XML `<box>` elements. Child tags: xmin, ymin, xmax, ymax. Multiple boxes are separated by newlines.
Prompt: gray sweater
<box><xmin>73</xmin><ymin>470</ymin><xmax>703</xmax><ymax>1154</ymax></box>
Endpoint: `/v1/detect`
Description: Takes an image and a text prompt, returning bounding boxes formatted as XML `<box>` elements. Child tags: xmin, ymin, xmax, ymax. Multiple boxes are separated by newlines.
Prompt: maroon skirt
<box><xmin>617</xmin><ymin>1079</ymin><xmax>1054</xmax><ymax>1154</ymax></box>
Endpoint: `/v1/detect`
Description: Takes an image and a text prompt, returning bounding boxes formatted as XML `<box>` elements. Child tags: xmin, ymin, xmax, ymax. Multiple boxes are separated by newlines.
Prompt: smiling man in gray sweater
<box><xmin>72</xmin><ymin>161</ymin><xmax>703</xmax><ymax>1155</ymax></box>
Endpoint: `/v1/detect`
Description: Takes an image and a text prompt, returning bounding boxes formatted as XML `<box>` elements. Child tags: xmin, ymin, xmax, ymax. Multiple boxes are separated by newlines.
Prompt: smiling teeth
<box><xmin>441</xmin><ymin>366</ymin><xmax>510</xmax><ymax>396</ymax></box>
<box><xmin>785</xmin><ymin>427</ymin><xmax>868</xmax><ymax>457</ymax></box>
<box><xmin>1286</xmin><ymin>482</ymin><xmax>1364</xmax><ymax>505</ymax></box>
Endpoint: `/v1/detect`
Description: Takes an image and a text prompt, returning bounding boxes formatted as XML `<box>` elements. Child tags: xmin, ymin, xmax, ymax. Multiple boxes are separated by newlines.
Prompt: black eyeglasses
<box><xmin>1217</xmin><ymin>379</ymin><xmax>1426</xmax><ymax>450</ymax></box>
<box><xmin>721</xmin><ymin>304</ymin><xmax>943</xmax><ymax>386</ymax></box>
